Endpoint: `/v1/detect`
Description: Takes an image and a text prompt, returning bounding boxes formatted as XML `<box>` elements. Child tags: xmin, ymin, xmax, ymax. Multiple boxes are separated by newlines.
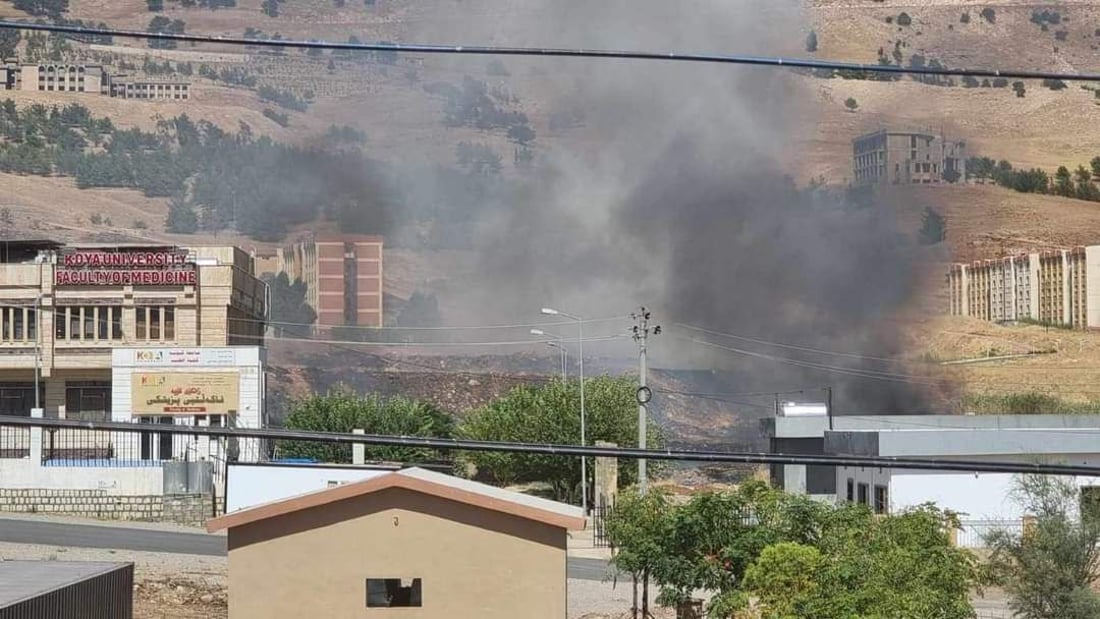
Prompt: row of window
<box><xmin>845</xmin><ymin>478</ymin><xmax>888</xmax><ymax>515</ymax></box>
<box><xmin>0</xmin><ymin>306</ymin><xmax>176</xmax><ymax>343</ymax></box>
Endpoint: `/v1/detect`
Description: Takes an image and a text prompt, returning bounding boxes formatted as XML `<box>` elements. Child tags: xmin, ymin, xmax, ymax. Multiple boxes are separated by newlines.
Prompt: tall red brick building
<box><xmin>278</xmin><ymin>234</ymin><xmax>383</xmax><ymax>329</ymax></box>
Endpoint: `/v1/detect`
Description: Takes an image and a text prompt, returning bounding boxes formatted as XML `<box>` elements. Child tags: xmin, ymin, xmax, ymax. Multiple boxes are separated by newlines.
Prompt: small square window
<box><xmin>367</xmin><ymin>578</ymin><xmax>421</xmax><ymax>608</ymax></box>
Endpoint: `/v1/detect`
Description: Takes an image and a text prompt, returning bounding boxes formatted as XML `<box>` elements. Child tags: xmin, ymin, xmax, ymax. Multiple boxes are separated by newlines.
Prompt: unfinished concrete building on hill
<box><xmin>948</xmin><ymin>246</ymin><xmax>1100</xmax><ymax>329</ymax></box>
<box><xmin>0</xmin><ymin>62</ymin><xmax>190</xmax><ymax>101</ymax></box>
<box><xmin>853</xmin><ymin>130</ymin><xmax>966</xmax><ymax>185</ymax></box>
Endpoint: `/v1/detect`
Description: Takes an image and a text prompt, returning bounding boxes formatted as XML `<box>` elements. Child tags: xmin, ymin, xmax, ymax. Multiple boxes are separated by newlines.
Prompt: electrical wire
<box><xmin>674</xmin><ymin>322</ymin><xmax>908</xmax><ymax>364</ymax></box>
<box><xmin>677</xmin><ymin>335</ymin><xmax>943</xmax><ymax>386</ymax></box>
<box><xmin>7</xmin><ymin>414</ymin><xmax>1100</xmax><ymax>477</ymax></box>
<box><xmin>5</xmin><ymin>20</ymin><xmax>1100</xmax><ymax>82</ymax></box>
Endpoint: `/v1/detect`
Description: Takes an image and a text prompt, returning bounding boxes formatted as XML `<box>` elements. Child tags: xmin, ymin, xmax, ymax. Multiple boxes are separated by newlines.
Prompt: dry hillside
<box><xmin>2</xmin><ymin>0</ymin><xmax>1100</xmax><ymax>414</ymax></box>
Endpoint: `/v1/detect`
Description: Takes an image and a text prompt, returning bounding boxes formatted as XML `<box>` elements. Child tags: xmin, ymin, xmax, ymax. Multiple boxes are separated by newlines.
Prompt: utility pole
<box><xmin>631</xmin><ymin>307</ymin><xmax>660</xmax><ymax>494</ymax></box>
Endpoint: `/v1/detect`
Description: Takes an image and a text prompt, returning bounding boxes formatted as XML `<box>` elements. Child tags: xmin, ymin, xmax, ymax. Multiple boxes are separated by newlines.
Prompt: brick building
<box><xmin>947</xmin><ymin>246</ymin><xmax>1100</xmax><ymax>329</ymax></box>
<box><xmin>853</xmin><ymin>130</ymin><xmax>966</xmax><ymax>185</ymax></box>
<box><xmin>277</xmin><ymin>234</ymin><xmax>383</xmax><ymax>330</ymax></box>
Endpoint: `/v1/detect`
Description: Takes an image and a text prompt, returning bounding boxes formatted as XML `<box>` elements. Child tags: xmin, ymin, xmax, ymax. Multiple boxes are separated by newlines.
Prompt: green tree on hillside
<box><xmin>165</xmin><ymin>195</ymin><xmax>198</xmax><ymax>233</ymax></box>
<box><xmin>1090</xmin><ymin>156</ymin><xmax>1100</xmax><ymax>182</ymax></box>
<box><xmin>1075</xmin><ymin>166</ymin><xmax>1098</xmax><ymax>201</ymax></box>
<box><xmin>1054</xmin><ymin>166</ymin><xmax>1074</xmax><ymax>197</ymax></box>
<box><xmin>844</xmin><ymin>97</ymin><xmax>859</xmax><ymax>112</ymax></box>
<box><xmin>805</xmin><ymin>29</ymin><xmax>818</xmax><ymax>53</ymax></box>
<box><xmin>279</xmin><ymin>391</ymin><xmax>454</xmax><ymax>463</ymax></box>
<box><xmin>986</xmin><ymin>475</ymin><xmax>1100</xmax><ymax>619</ymax></box>
<box><xmin>919</xmin><ymin>207</ymin><xmax>946</xmax><ymax>245</ymax></box>
<box><xmin>458</xmin><ymin>376</ymin><xmax>664</xmax><ymax>502</ymax></box>
<box><xmin>0</xmin><ymin>29</ymin><xmax>20</xmax><ymax>59</ymax></box>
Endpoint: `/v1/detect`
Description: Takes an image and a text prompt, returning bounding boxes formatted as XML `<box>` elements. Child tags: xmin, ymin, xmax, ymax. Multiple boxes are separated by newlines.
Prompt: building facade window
<box><xmin>857</xmin><ymin>482</ymin><xmax>869</xmax><ymax>506</ymax></box>
<box><xmin>873</xmin><ymin>485</ymin><xmax>888</xmax><ymax>514</ymax></box>
<box><xmin>0</xmin><ymin>306</ymin><xmax>37</xmax><ymax>342</ymax></box>
<box><xmin>846</xmin><ymin>478</ymin><xmax>855</xmax><ymax>502</ymax></box>
<box><xmin>0</xmin><ymin>383</ymin><xmax>43</xmax><ymax>416</ymax></box>
<box><xmin>65</xmin><ymin>381</ymin><xmax>110</xmax><ymax>422</ymax></box>
<box><xmin>366</xmin><ymin>579</ymin><xmax>422</xmax><ymax>608</ymax></box>
<box><xmin>136</xmin><ymin>306</ymin><xmax>175</xmax><ymax>341</ymax></box>
<box><xmin>55</xmin><ymin>306</ymin><xmax>122</xmax><ymax>341</ymax></box>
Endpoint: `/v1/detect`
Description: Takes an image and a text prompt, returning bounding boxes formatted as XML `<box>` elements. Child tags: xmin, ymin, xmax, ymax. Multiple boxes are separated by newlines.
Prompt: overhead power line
<box><xmin>6</xmin><ymin>414</ymin><xmax>1100</xmax><ymax>477</ymax></box>
<box><xmin>4</xmin><ymin>20</ymin><xmax>1100</xmax><ymax>82</ymax></box>
<box><xmin>674</xmin><ymin>322</ymin><xmax>906</xmax><ymax>364</ymax></box>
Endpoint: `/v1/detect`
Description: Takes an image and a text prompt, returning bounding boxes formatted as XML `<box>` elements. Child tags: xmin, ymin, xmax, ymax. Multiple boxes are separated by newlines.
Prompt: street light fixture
<box><xmin>539</xmin><ymin>307</ymin><xmax>587</xmax><ymax>514</ymax></box>
<box><xmin>531</xmin><ymin>329</ymin><xmax>568</xmax><ymax>380</ymax></box>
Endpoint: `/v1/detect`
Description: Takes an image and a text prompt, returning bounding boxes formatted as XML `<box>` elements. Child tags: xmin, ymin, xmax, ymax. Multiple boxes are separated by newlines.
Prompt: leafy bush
<box><xmin>981</xmin><ymin>7</ymin><xmax>996</xmax><ymax>23</ymax></box>
<box><xmin>262</xmin><ymin>108</ymin><xmax>289</xmax><ymax>127</ymax></box>
<box><xmin>897</xmin><ymin>12</ymin><xmax>912</xmax><ymax>26</ymax></box>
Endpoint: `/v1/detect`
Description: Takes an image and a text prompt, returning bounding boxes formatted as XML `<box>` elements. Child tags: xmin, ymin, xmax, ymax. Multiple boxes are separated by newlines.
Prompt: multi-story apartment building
<box><xmin>0</xmin><ymin>63</ymin><xmax>190</xmax><ymax>101</ymax></box>
<box><xmin>0</xmin><ymin>241</ymin><xmax>267</xmax><ymax>420</ymax></box>
<box><xmin>948</xmin><ymin>246</ymin><xmax>1100</xmax><ymax>329</ymax></box>
<box><xmin>277</xmin><ymin>234</ymin><xmax>384</xmax><ymax>330</ymax></box>
<box><xmin>853</xmin><ymin>130</ymin><xmax>967</xmax><ymax>185</ymax></box>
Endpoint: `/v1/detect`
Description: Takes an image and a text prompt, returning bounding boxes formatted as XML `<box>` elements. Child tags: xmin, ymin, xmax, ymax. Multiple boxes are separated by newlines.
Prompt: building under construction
<box><xmin>948</xmin><ymin>246</ymin><xmax>1100</xmax><ymax>328</ymax></box>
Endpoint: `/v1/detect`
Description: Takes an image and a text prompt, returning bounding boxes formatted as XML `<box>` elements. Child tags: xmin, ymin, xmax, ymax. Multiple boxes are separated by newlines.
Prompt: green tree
<box><xmin>165</xmin><ymin>195</ymin><xmax>198</xmax><ymax>233</ymax></box>
<box><xmin>745</xmin><ymin>504</ymin><xmax>979</xmax><ymax>619</ymax></box>
<box><xmin>0</xmin><ymin>28</ymin><xmax>20</xmax><ymax>59</ymax></box>
<box><xmin>897</xmin><ymin>12</ymin><xmax>912</xmax><ymax>26</ymax></box>
<box><xmin>458</xmin><ymin>376</ymin><xmax>664</xmax><ymax>502</ymax></box>
<box><xmin>1054</xmin><ymin>166</ymin><xmax>1074</xmax><ymax>197</ymax></box>
<box><xmin>1074</xmin><ymin>165</ymin><xmax>1098</xmax><ymax>201</ymax></box>
<box><xmin>1013</xmin><ymin>81</ymin><xmax>1027</xmax><ymax>98</ymax></box>
<box><xmin>743</xmin><ymin>542</ymin><xmax>825</xmax><ymax>618</ymax></box>
<box><xmin>605</xmin><ymin>487</ymin><xmax>674</xmax><ymax>619</ymax></box>
<box><xmin>1090</xmin><ymin>156</ymin><xmax>1100</xmax><ymax>182</ymax></box>
<box><xmin>279</xmin><ymin>391</ymin><xmax>455</xmax><ymax>463</ymax></box>
<box><xmin>263</xmin><ymin>272</ymin><xmax>317</xmax><ymax>336</ymax></box>
<box><xmin>986</xmin><ymin>475</ymin><xmax>1100</xmax><ymax>619</ymax></box>
<box><xmin>146</xmin><ymin>0</ymin><xmax>163</xmax><ymax>10</ymax></box>
<box><xmin>395</xmin><ymin>290</ymin><xmax>442</xmax><ymax>327</ymax></box>
<box><xmin>919</xmin><ymin>206</ymin><xmax>946</xmax><ymax>245</ymax></box>
<box><xmin>147</xmin><ymin>15</ymin><xmax>178</xmax><ymax>49</ymax></box>
<box><xmin>981</xmin><ymin>7</ymin><xmax>996</xmax><ymax>23</ymax></box>
<box><xmin>506</xmin><ymin>124</ymin><xmax>536</xmax><ymax>146</ymax></box>
<box><xmin>844</xmin><ymin>97</ymin><xmax>858</xmax><ymax>112</ymax></box>
<box><xmin>261</xmin><ymin>0</ymin><xmax>279</xmax><ymax>17</ymax></box>
<box><xmin>805</xmin><ymin>29</ymin><xmax>818</xmax><ymax>53</ymax></box>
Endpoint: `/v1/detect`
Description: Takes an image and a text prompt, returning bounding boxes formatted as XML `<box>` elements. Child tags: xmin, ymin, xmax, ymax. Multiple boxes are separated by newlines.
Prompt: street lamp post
<box><xmin>531</xmin><ymin>329</ymin><xmax>568</xmax><ymax>381</ymax></box>
<box><xmin>540</xmin><ymin>307</ymin><xmax>587</xmax><ymax>515</ymax></box>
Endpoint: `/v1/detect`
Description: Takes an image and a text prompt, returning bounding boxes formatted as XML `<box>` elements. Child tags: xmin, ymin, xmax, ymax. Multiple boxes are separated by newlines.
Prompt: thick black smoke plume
<box><xmin>393</xmin><ymin>0</ymin><xmax>948</xmax><ymax>414</ymax></box>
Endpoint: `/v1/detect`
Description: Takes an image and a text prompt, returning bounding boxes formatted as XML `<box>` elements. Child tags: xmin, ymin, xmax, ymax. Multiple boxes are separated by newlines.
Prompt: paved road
<box><xmin>0</xmin><ymin>518</ymin><xmax>612</xmax><ymax>581</ymax></box>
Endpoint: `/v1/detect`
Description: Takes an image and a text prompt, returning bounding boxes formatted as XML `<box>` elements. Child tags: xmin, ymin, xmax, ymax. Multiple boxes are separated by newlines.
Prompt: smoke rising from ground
<box><xmin>396</xmin><ymin>0</ymin><xmax>944</xmax><ymax>413</ymax></box>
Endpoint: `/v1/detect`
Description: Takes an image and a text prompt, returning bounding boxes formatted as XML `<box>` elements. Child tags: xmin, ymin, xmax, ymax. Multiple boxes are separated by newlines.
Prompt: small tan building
<box><xmin>207</xmin><ymin>467</ymin><xmax>585</xmax><ymax>619</ymax></box>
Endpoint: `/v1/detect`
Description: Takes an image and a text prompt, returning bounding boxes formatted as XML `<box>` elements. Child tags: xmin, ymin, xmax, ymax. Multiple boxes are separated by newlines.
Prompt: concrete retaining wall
<box><xmin>0</xmin><ymin>459</ymin><xmax>163</xmax><ymax>494</ymax></box>
<box><xmin>0</xmin><ymin>488</ymin><xmax>221</xmax><ymax>526</ymax></box>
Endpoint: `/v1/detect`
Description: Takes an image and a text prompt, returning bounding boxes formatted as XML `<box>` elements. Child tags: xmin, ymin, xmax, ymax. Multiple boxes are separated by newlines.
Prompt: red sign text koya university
<box><xmin>55</xmin><ymin>249</ymin><xmax>197</xmax><ymax>286</ymax></box>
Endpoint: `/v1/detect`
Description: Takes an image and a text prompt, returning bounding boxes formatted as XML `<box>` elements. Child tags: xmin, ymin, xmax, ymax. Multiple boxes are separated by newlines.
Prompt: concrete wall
<box><xmin>0</xmin><ymin>488</ymin><xmax>216</xmax><ymax>525</ymax></box>
<box><xmin>227</xmin><ymin>487</ymin><xmax>567</xmax><ymax>619</ymax></box>
<box><xmin>0</xmin><ymin>459</ymin><xmax>162</xmax><ymax>494</ymax></box>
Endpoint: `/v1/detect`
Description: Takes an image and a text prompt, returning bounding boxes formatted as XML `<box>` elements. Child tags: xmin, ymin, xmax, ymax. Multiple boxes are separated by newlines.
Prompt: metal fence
<box><xmin>955</xmin><ymin>519</ymin><xmax>1024</xmax><ymax>548</ymax></box>
<box><xmin>592</xmin><ymin>503</ymin><xmax>614</xmax><ymax>548</ymax></box>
